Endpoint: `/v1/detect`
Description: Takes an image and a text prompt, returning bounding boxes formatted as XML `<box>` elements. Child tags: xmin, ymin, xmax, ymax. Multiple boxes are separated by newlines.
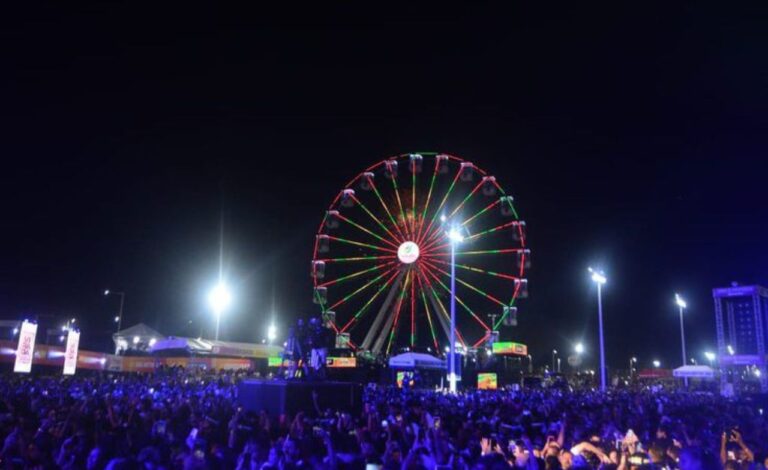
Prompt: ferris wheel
<box><xmin>311</xmin><ymin>153</ymin><xmax>529</xmax><ymax>356</ymax></box>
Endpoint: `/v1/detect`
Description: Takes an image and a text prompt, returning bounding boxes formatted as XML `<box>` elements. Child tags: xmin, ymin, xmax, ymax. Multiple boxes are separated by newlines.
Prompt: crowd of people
<box><xmin>0</xmin><ymin>367</ymin><xmax>765</xmax><ymax>470</ymax></box>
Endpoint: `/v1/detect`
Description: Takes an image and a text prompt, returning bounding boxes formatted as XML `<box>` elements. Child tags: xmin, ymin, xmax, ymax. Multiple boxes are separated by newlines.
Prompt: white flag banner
<box><xmin>63</xmin><ymin>330</ymin><xmax>80</xmax><ymax>375</ymax></box>
<box><xmin>14</xmin><ymin>321</ymin><xmax>38</xmax><ymax>373</ymax></box>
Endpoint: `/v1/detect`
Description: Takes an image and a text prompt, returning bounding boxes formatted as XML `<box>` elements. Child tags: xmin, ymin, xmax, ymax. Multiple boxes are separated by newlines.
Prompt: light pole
<box><xmin>675</xmin><ymin>293</ymin><xmax>688</xmax><ymax>387</ymax></box>
<box><xmin>704</xmin><ymin>351</ymin><xmax>716</xmax><ymax>368</ymax></box>
<box><xmin>552</xmin><ymin>349</ymin><xmax>558</xmax><ymax>372</ymax></box>
<box><xmin>588</xmin><ymin>267</ymin><xmax>607</xmax><ymax>391</ymax></box>
<box><xmin>574</xmin><ymin>343</ymin><xmax>584</xmax><ymax>373</ymax></box>
<box><xmin>447</xmin><ymin>227</ymin><xmax>464</xmax><ymax>393</ymax></box>
<box><xmin>629</xmin><ymin>356</ymin><xmax>637</xmax><ymax>378</ymax></box>
<box><xmin>105</xmin><ymin>290</ymin><xmax>126</xmax><ymax>354</ymax></box>
<box><xmin>208</xmin><ymin>282</ymin><xmax>231</xmax><ymax>341</ymax></box>
<box><xmin>527</xmin><ymin>354</ymin><xmax>533</xmax><ymax>374</ymax></box>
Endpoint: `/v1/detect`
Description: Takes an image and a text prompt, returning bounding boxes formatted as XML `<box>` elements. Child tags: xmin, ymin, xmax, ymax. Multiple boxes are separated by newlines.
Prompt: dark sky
<box><xmin>2</xmin><ymin>3</ymin><xmax>768</xmax><ymax>369</ymax></box>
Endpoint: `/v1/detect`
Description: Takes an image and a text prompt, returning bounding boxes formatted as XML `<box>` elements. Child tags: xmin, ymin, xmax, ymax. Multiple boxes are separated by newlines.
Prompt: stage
<box><xmin>237</xmin><ymin>379</ymin><xmax>363</xmax><ymax>416</ymax></box>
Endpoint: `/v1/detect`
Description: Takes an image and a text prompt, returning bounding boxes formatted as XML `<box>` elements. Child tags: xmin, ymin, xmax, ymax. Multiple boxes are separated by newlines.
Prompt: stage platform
<box><xmin>237</xmin><ymin>379</ymin><xmax>363</xmax><ymax>416</ymax></box>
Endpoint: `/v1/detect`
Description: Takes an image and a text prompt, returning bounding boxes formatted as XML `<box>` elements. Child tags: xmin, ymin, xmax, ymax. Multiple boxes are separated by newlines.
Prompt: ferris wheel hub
<box><xmin>397</xmin><ymin>241</ymin><xmax>420</xmax><ymax>264</ymax></box>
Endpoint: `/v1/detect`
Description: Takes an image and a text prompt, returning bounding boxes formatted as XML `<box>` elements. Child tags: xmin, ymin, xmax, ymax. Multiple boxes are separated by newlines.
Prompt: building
<box><xmin>713</xmin><ymin>284</ymin><xmax>768</xmax><ymax>392</ymax></box>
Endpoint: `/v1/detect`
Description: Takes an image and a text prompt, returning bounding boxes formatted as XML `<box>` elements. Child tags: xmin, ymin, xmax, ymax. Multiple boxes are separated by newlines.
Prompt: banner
<box><xmin>14</xmin><ymin>321</ymin><xmax>38</xmax><ymax>373</ymax></box>
<box><xmin>63</xmin><ymin>330</ymin><xmax>80</xmax><ymax>375</ymax></box>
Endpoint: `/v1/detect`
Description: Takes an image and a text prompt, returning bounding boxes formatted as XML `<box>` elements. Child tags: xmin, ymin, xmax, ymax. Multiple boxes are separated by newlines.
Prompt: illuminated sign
<box><xmin>63</xmin><ymin>330</ymin><xmax>80</xmax><ymax>375</ymax></box>
<box><xmin>397</xmin><ymin>241</ymin><xmax>420</xmax><ymax>264</ymax></box>
<box><xmin>326</xmin><ymin>356</ymin><xmax>356</xmax><ymax>368</ymax></box>
<box><xmin>14</xmin><ymin>321</ymin><xmax>37</xmax><ymax>373</ymax></box>
<box><xmin>477</xmin><ymin>372</ymin><xmax>498</xmax><ymax>390</ymax></box>
<box><xmin>491</xmin><ymin>341</ymin><xmax>527</xmax><ymax>356</ymax></box>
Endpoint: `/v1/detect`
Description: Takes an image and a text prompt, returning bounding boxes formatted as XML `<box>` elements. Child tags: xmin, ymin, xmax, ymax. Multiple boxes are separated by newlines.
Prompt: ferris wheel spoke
<box><xmin>420</xmin><ymin>259</ymin><xmax>506</xmax><ymax>308</ymax></box>
<box><xmin>327</xmin><ymin>266</ymin><xmax>398</xmax><ymax>311</ymax></box>
<box><xmin>388</xmin><ymin>174</ymin><xmax>411</xmax><ymax>241</ymax></box>
<box><xmin>415</xmin><ymin>160</ymin><xmax>439</xmax><ymax>242</ymax></box>
<box><xmin>465</xmin><ymin>220</ymin><xmax>522</xmax><ymax>242</ymax></box>
<box><xmin>326</xmin><ymin>235</ymin><xmax>397</xmax><ymax>254</ymax></box>
<box><xmin>415</xmin><ymin>272</ymin><xmax>440</xmax><ymax>350</ymax></box>
<box><xmin>423</xmin><ymin>220</ymin><xmax>522</xmax><ymax>255</ymax></box>
<box><xmin>339</xmin><ymin>269</ymin><xmax>400</xmax><ymax>333</ymax></box>
<box><xmin>423</xmin><ymin>248</ymin><xmax>525</xmax><ymax>257</ymax></box>
<box><xmin>385</xmin><ymin>271</ymin><xmax>411</xmax><ymax>356</ymax></box>
<box><xmin>350</xmin><ymin>194</ymin><xmax>403</xmax><ymax>245</ymax></box>
<box><xmin>446</xmin><ymin>179</ymin><xmax>484</xmax><ymax>221</ymax></box>
<box><xmin>417</xmin><ymin>167</ymin><xmax>463</xmax><ymax>245</ymax></box>
<box><xmin>317</xmin><ymin>255</ymin><xmax>396</xmax><ymax>263</ymax></box>
<box><xmin>318</xmin><ymin>261</ymin><xmax>395</xmax><ymax>288</ymax></box>
<box><xmin>420</xmin><ymin>263</ymin><xmax>492</xmax><ymax>331</ymax></box>
<box><xmin>419</xmin><ymin>170</ymin><xmax>478</xmax><ymax>246</ymax></box>
<box><xmin>335</xmin><ymin>213</ymin><xmax>400</xmax><ymax>249</ymax></box>
<box><xmin>420</xmin><ymin>257</ymin><xmax>520</xmax><ymax>281</ymax></box>
<box><xmin>368</xmin><ymin>177</ymin><xmax>408</xmax><ymax>242</ymax></box>
<box><xmin>417</xmin><ymin>269</ymin><xmax>467</xmax><ymax>347</ymax></box>
<box><xmin>459</xmin><ymin>199</ymin><xmax>501</xmax><ymax>228</ymax></box>
<box><xmin>473</xmin><ymin>331</ymin><xmax>491</xmax><ymax>348</ymax></box>
<box><xmin>420</xmin><ymin>233</ymin><xmax>449</xmax><ymax>254</ymax></box>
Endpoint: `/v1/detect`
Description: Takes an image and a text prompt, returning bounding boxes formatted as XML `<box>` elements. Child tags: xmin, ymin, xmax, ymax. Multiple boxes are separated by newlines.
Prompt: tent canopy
<box><xmin>113</xmin><ymin>323</ymin><xmax>164</xmax><ymax>341</ymax></box>
<box><xmin>112</xmin><ymin>323</ymin><xmax>165</xmax><ymax>353</ymax></box>
<box><xmin>388</xmin><ymin>352</ymin><xmax>445</xmax><ymax>370</ymax></box>
<box><xmin>150</xmin><ymin>336</ymin><xmax>281</xmax><ymax>359</ymax></box>
<box><xmin>673</xmin><ymin>365</ymin><xmax>715</xmax><ymax>379</ymax></box>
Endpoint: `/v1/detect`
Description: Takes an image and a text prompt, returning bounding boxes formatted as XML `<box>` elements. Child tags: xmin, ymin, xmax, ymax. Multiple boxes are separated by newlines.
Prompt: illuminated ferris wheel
<box><xmin>311</xmin><ymin>153</ymin><xmax>529</xmax><ymax>356</ymax></box>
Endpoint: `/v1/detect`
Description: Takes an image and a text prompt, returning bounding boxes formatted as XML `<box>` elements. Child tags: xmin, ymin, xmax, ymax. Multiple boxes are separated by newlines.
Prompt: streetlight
<box><xmin>675</xmin><ymin>293</ymin><xmax>689</xmax><ymax>386</ymax></box>
<box><xmin>105</xmin><ymin>289</ymin><xmax>126</xmax><ymax>333</ymax></box>
<box><xmin>208</xmin><ymin>282</ymin><xmax>232</xmax><ymax>341</ymax></box>
<box><xmin>653</xmin><ymin>360</ymin><xmax>661</xmax><ymax>368</ymax></box>
<box><xmin>704</xmin><ymin>351</ymin><xmax>716</xmax><ymax>367</ymax></box>
<box><xmin>588</xmin><ymin>267</ymin><xmax>607</xmax><ymax>391</ymax></box>
<box><xmin>552</xmin><ymin>349</ymin><xmax>558</xmax><ymax>372</ymax></box>
<box><xmin>267</xmin><ymin>324</ymin><xmax>277</xmax><ymax>343</ymax></box>
<box><xmin>447</xmin><ymin>226</ymin><xmax>464</xmax><ymax>394</ymax></box>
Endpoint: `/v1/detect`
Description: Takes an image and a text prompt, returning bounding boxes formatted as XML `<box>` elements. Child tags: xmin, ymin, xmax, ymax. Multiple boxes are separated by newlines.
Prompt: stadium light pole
<box><xmin>447</xmin><ymin>226</ymin><xmax>464</xmax><ymax>394</ymax></box>
<box><xmin>675</xmin><ymin>293</ymin><xmax>688</xmax><ymax>387</ymax></box>
<box><xmin>588</xmin><ymin>267</ymin><xmax>607</xmax><ymax>391</ymax></box>
<box><xmin>105</xmin><ymin>289</ymin><xmax>126</xmax><ymax>354</ymax></box>
<box><xmin>208</xmin><ymin>282</ymin><xmax>231</xmax><ymax>341</ymax></box>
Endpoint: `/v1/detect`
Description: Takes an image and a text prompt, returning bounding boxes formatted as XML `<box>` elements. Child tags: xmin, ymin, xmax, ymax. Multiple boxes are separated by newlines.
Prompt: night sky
<box><xmin>2</xmin><ymin>4</ymin><xmax>768</xmax><ymax>369</ymax></box>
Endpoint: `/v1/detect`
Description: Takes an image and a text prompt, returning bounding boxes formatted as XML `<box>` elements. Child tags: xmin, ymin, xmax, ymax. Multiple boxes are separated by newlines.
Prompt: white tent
<box><xmin>388</xmin><ymin>352</ymin><xmax>445</xmax><ymax>370</ymax></box>
<box><xmin>113</xmin><ymin>323</ymin><xmax>165</xmax><ymax>354</ymax></box>
<box><xmin>673</xmin><ymin>365</ymin><xmax>716</xmax><ymax>379</ymax></box>
<box><xmin>150</xmin><ymin>336</ymin><xmax>281</xmax><ymax>359</ymax></box>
